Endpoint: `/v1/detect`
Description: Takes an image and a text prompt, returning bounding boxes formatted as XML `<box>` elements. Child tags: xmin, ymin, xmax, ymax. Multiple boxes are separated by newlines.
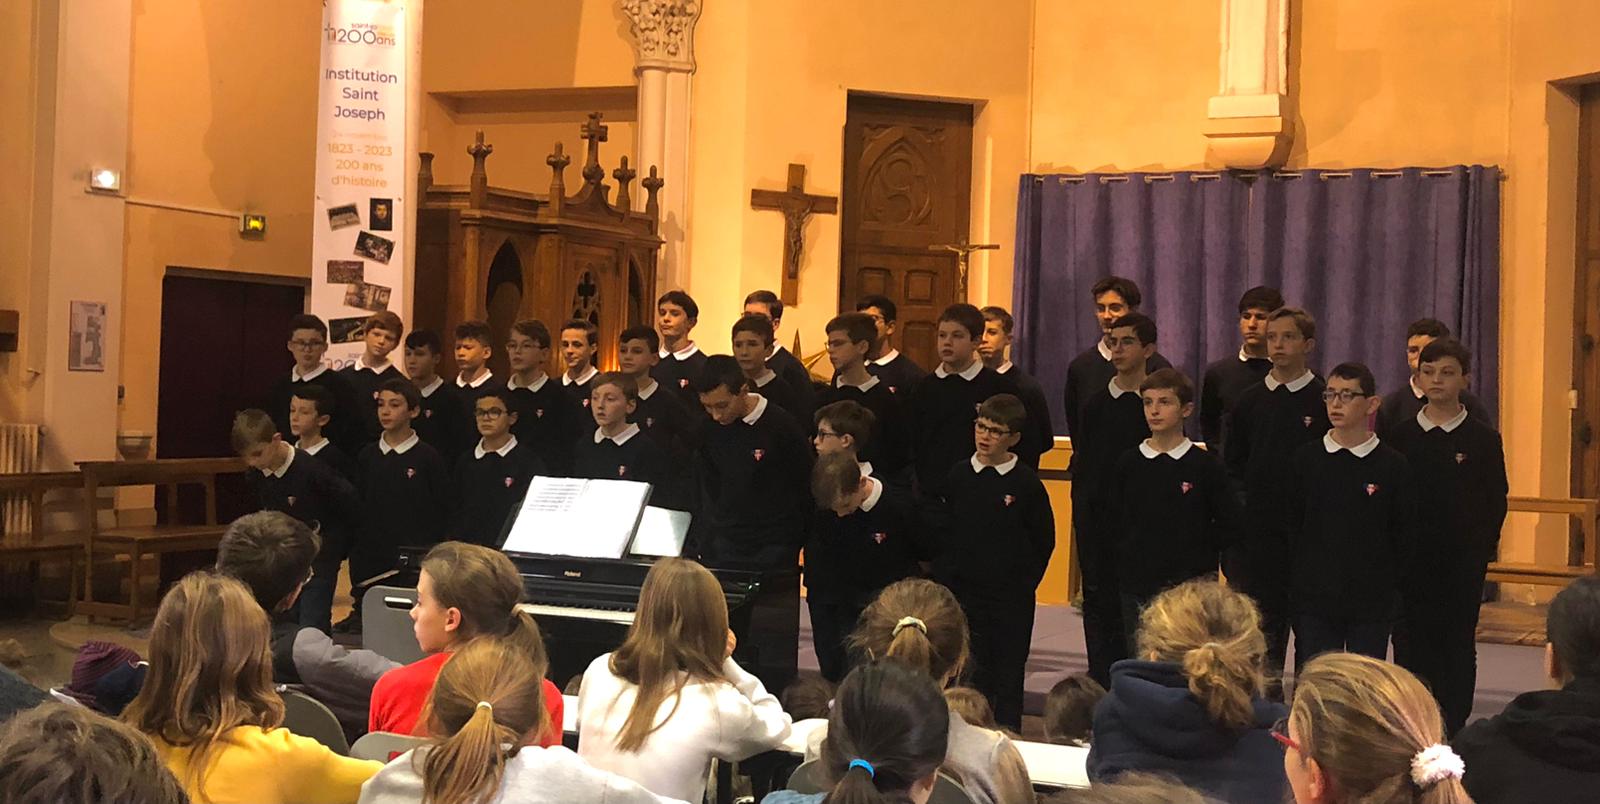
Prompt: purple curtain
<box><xmin>1012</xmin><ymin>166</ymin><xmax>1501</xmax><ymax>434</ymax></box>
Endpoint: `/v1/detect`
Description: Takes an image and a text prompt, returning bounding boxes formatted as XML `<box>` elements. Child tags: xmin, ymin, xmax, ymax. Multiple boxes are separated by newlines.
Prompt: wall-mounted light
<box><xmin>240</xmin><ymin>213</ymin><xmax>268</xmax><ymax>237</ymax></box>
<box><xmin>86</xmin><ymin>168</ymin><xmax>122</xmax><ymax>194</ymax></box>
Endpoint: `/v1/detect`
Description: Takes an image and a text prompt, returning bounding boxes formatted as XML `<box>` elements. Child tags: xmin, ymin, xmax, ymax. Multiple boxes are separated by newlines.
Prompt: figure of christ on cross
<box><xmin>751</xmin><ymin>163</ymin><xmax>838</xmax><ymax>306</ymax></box>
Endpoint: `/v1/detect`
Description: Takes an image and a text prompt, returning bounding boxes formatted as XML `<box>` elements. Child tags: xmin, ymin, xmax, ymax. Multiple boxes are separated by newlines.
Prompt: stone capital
<box><xmin>621</xmin><ymin>0</ymin><xmax>703</xmax><ymax>73</ymax></box>
<box><xmin>1205</xmin><ymin>0</ymin><xmax>1292</xmax><ymax>168</ymax></box>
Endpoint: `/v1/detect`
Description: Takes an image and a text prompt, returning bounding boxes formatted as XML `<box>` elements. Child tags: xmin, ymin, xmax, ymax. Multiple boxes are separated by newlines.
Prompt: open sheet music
<box><xmin>501</xmin><ymin>476</ymin><xmax>652</xmax><ymax>558</ymax></box>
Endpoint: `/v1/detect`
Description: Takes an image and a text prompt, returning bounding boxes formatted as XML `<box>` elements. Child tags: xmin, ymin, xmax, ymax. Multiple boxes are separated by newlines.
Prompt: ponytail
<box><xmin>818</xmin><ymin>663</ymin><xmax>949</xmax><ymax>804</ymax></box>
<box><xmin>849</xmin><ymin>580</ymin><xmax>969</xmax><ymax>686</ymax></box>
<box><xmin>1181</xmin><ymin>641</ymin><xmax>1256</xmax><ymax>730</ymax></box>
<box><xmin>418</xmin><ymin>638</ymin><xmax>550</xmax><ymax>804</ymax></box>
<box><xmin>1135</xmin><ymin>579</ymin><xmax>1267</xmax><ymax>731</ymax></box>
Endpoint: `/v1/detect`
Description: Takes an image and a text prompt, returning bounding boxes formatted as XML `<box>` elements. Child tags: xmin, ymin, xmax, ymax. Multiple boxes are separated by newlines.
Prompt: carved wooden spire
<box><xmin>612</xmin><ymin>156</ymin><xmax>637</xmax><ymax>213</ymax></box>
<box><xmin>642</xmin><ymin>165</ymin><xmax>664</xmax><ymax>221</ymax></box>
<box><xmin>546</xmin><ymin>142</ymin><xmax>571</xmax><ymax>216</ymax></box>
<box><xmin>468</xmin><ymin>131</ymin><xmax>493</xmax><ymax>207</ymax></box>
<box><xmin>418</xmin><ymin>152</ymin><xmax>435</xmax><ymax>195</ymax></box>
<box><xmin>579</xmin><ymin>112</ymin><xmax>608</xmax><ymax>184</ymax></box>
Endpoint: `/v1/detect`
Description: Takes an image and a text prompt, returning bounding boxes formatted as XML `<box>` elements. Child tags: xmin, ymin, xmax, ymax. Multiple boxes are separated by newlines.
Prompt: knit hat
<box><xmin>61</xmin><ymin>641</ymin><xmax>143</xmax><ymax>713</ymax></box>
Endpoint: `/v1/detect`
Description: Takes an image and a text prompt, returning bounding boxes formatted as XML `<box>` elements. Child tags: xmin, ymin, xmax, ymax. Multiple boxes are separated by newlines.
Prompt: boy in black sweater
<box><xmin>1289</xmin><ymin>362</ymin><xmax>1416</xmax><ymax>668</ymax></box>
<box><xmin>733</xmin><ymin>313</ymin><xmax>804</xmax><ymax>422</ymax></box>
<box><xmin>266</xmin><ymin>313</ymin><xmax>362</xmax><ymax>456</ymax></box>
<box><xmin>906</xmin><ymin>303</ymin><xmax>1025</xmax><ymax>499</ymax></box>
<box><xmin>652</xmin><ymin>290</ymin><xmax>709</xmax><ymax>408</ymax></box>
<box><xmin>980</xmin><ymin>305</ymin><xmax>1056</xmax><ymax>469</ymax></box>
<box><xmin>1223</xmin><ymin>306</ymin><xmax>1331</xmax><ymax>684</ymax></box>
<box><xmin>405</xmin><ymin>329</ymin><xmax>467</xmax><ymax>458</ymax></box>
<box><xmin>454</xmin><ymin>389</ymin><xmax>544</xmax><ymax>547</ymax></box>
<box><xmin>937</xmin><ymin>393</ymin><xmax>1054</xmax><ymax>730</ymax></box>
<box><xmin>571</xmin><ymin>372</ymin><xmax>682</xmax><ymax>510</ymax></box>
<box><xmin>618</xmin><ymin>324</ymin><xmax>700</xmax><ymax>457</ymax></box>
<box><xmin>746</xmin><ymin>289</ymin><xmax>819</xmax><ymax>420</ymax></box>
<box><xmin>1072</xmin><ymin>312</ymin><xmax>1158</xmax><ymax>685</ymax></box>
<box><xmin>559</xmin><ymin>318</ymin><xmax>601</xmax><ymax>410</ymax></box>
<box><xmin>817</xmin><ymin>312</ymin><xmax>909</xmax><ymax>478</ymax></box>
<box><xmin>1061</xmin><ymin>277</ymin><xmax>1173</xmax><ymax>444</ymax></box>
<box><xmin>855</xmin><ymin>294</ymin><xmax>926</xmax><ymax>396</ymax></box>
<box><xmin>806</xmin><ymin>450</ymin><xmax>928</xmax><ymax>682</ymax></box>
<box><xmin>503</xmin><ymin>318</ymin><xmax>581</xmax><ymax>474</ymax></box>
<box><xmin>1374</xmin><ymin>318</ymin><xmax>1493</xmax><ymax>441</ymax></box>
<box><xmin>1387</xmin><ymin>339</ymin><xmax>1508</xmax><ymax>735</ymax></box>
<box><xmin>353</xmin><ymin>379</ymin><xmax>452</xmax><ymax>605</ymax></box>
<box><xmin>232</xmin><ymin>409</ymin><xmax>360</xmax><ymax>634</ymax></box>
<box><xmin>288</xmin><ymin>384</ymin><xmax>354</xmax><ymax>481</ymax></box>
<box><xmin>1108</xmin><ymin>368</ymin><xmax>1240</xmax><ymax>651</ymax></box>
<box><xmin>1199</xmin><ymin>286</ymin><xmax>1281</xmax><ymax>457</ymax></box>
<box><xmin>338</xmin><ymin>311</ymin><xmax>405</xmax><ymax>449</ymax></box>
<box><xmin>690</xmin><ymin>355</ymin><xmax>812</xmax><ymax>569</ymax></box>
<box><xmin>452</xmin><ymin>319</ymin><xmax>499</xmax><ymax>442</ymax></box>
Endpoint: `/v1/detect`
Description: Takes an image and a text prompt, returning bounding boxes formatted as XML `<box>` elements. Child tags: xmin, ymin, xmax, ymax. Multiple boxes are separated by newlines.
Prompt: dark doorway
<box><xmin>839</xmin><ymin>94</ymin><xmax>974</xmax><ymax>371</ymax></box>
<box><xmin>158</xmin><ymin>270</ymin><xmax>306</xmax><ymax>525</ymax></box>
<box><xmin>1576</xmin><ymin>86</ymin><xmax>1600</xmax><ymax>562</ymax></box>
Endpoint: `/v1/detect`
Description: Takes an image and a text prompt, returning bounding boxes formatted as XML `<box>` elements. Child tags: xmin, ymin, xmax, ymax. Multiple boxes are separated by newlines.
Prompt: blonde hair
<box><xmin>228</xmin><ymin>409</ymin><xmax>276</xmax><ymax>452</ymax></box>
<box><xmin>849</xmin><ymin>579</ymin><xmax>969</xmax><ymax>686</ymax></box>
<box><xmin>1135</xmin><ymin>579</ymin><xmax>1267</xmax><ymax>730</ymax></box>
<box><xmin>608</xmin><ymin>558</ymin><xmax>730</xmax><ymax>752</ymax></box>
<box><xmin>1290</xmin><ymin>654</ymin><xmax>1472</xmax><ymax>804</ymax></box>
<box><xmin>417</xmin><ymin>638</ymin><xmax>548</xmax><ymax>804</ymax></box>
<box><xmin>122</xmin><ymin>572</ymin><xmax>283</xmax><ymax>800</ymax></box>
<box><xmin>943</xmin><ymin>687</ymin><xmax>997</xmax><ymax>730</ymax></box>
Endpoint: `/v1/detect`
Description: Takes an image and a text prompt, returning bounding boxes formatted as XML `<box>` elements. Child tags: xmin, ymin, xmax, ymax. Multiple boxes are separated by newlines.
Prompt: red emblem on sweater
<box><xmin>406</xmin><ymin>468</ymin><xmax>416</xmax><ymax>479</ymax></box>
<box><xmin>286</xmin><ymin>496</ymin><xmax>297</xmax><ymax>507</ymax></box>
<box><xmin>752</xmin><ymin>449</ymin><xmax>766</xmax><ymax>462</ymax></box>
<box><xmin>679</xmin><ymin>378</ymin><xmax>690</xmax><ymax>388</ymax></box>
<box><xmin>618</xmin><ymin>465</ymin><xmax>628</xmax><ymax>477</ymax></box>
<box><xmin>372</xmin><ymin>390</ymin><xmax>380</xmax><ymax>400</ymax></box>
<box><xmin>1003</xmin><ymin>494</ymin><xmax>1016</xmax><ymax>506</ymax></box>
<box><xmin>1303</xmin><ymin>416</ymin><xmax>1314</xmax><ymax>427</ymax></box>
<box><xmin>504</xmin><ymin>476</ymin><xmax>514</xmax><ymax>488</ymax></box>
<box><xmin>583</xmin><ymin>399</ymin><xmax>591</xmax><ymax>408</ymax></box>
<box><xmin>1455</xmin><ymin>452</ymin><xmax>1466</xmax><ymax>464</ymax></box>
<box><xmin>535</xmin><ymin>408</ymin><xmax>545</xmax><ymax>418</ymax></box>
<box><xmin>888</xmin><ymin>386</ymin><xmax>897</xmax><ymax>394</ymax></box>
<box><xmin>1180</xmin><ymin>482</ymin><xmax>1193</xmax><ymax>494</ymax></box>
<box><xmin>1365</xmin><ymin>483</ymin><xmax>1379</xmax><ymax>496</ymax></box>
<box><xmin>645</xmin><ymin>417</ymin><xmax>656</xmax><ymax>428</ymax></box>
<box><xmin>872</xmin><ymin>532</ymin><xmax>887</xmax><ymax>544</ymax></box>
<box><xmin>424</xmin><ymin>409</ymin><xmax>434</xmax><ymax>418</ymax></box>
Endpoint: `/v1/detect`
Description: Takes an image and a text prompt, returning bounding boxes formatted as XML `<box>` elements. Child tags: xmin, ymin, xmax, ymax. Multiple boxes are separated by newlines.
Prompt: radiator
<box><xmin>0</xmin><ymin>423</ymin><xmax>43</xmax><ymax>537</ymax></box>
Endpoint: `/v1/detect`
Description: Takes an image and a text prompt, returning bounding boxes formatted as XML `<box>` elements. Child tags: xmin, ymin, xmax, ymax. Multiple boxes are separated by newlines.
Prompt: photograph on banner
<box><xmin>344</xmin><ymin>281</ymin><xmax>392</xmax><ymax>312</ymax></box>
<box><xmin>369</xmin><ymin>198</ymin><xmax>393</xmax><ymax>231</ymax></box>
<box><xmin>327</xmin><ymin>260</ymin><xmax>365</xmax><ymax>283</ymax></box>
<box><xmin>327</xmin><ymin>203</ymin><xmax>361</xmax><ymax>229</ymax></box>
<box><xmin>330</xmin><ymin>316</ymin><xmax>368</xmax><ymax>345</ymax></box>
<box><xmin>354</xmin><ymin>230</ymin><xmax>394</xmax><ymax>264</ymax></box>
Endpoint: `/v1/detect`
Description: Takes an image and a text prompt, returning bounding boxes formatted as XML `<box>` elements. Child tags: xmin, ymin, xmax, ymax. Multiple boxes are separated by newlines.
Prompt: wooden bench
<box><xmin>76</xmin><ymin>458</ymin><xmax>246</xmax><ymax>622</ymax></box>
<box><xmin>0</xmin><ymin>471</ymin><xmax>89</xmax><ymax>614</ymax></box>
<box><xmin>1485</xmin><ymin>496</ymin><xmax>1599</xmax><ymax>586</ymax></box>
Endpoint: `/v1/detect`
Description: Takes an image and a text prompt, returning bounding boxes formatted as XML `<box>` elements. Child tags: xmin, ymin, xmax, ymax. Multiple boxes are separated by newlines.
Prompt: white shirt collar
<box><xmin>1417</xmin><ymin>406</ymin><xmax>1469</xmax><ymax>433</ymax></box>
<box><xmin>1107</xmin><ymin>375</ymin><xmax>1139</xmax><ymax>399</ymax></box>
<box><xmin>869</xmin><ymin>348</ymin><xmax>902</xmax><ymax>367</ymax></box>
<box><xmin>835</xmin><ymin>373</ymin><xmax>881</xmax><ymax>392</ymax></box>
<box><xmin>970</xmin><ymin>453</ymin><xmax>1019</xmax><ymax>475</ymax></box>
<box><xmin>562</xmin><ymin>366</ymin><xmax>599</xmax><ymax>387</ymax></box>
<box><xmin>660</xmin><ymin>342</ymin><xmax>701</xmax><ymax>361</ymax></box>
<box><xmin>772</xmin><ymin>343</ymin><xmax>790</xmax><ymax>357</ymax></box>
<box><xmin>378</xmin><ymin>432</ymin><xmax>420</xmax><ymax>455</ymax></box>
<box><xmin>741</xmin><ymin>393</ymin><xmax>769</xmax><ymax>425</ymax></box>
<box><xmin>1138</xmin><ymin>438</ymin><xmax>1195</xmax><ymax>460</ymax></box>
<box><xmin>355</xmin><ymin>356</ymin><xmax>392</xmax><ymax>373</ymax></box>
<box><xmin>1323</xmin><ymin>432</ymin><xmax>1380</xmax><ymax>458</ymax></box>
<box><xmin>859</xmin><ymin>476</ymin><xmax>885</xmax><ymax>512</ymax></box>
<box><xmin>1410</xmin><ymin>376</ymin><xmax>1426</xmax><ymax>399</ymax></box>
<box><xmin>1238</xmin><ymin>347</ymin><xmax>1255</xmax><ymax>363</ymax></box>
<box><xmin>637</xmin><ymin>378</ymin><xmax>658</xmax><ymax>400</ymax></box>
<box><xmin>291</xmin><ymin>364</ymin><xmax>329</xmax><ymax>382</ymax></box>
<box><xmin>418</xmin><ymin>376</ymin><xmax>444</xmax><ymax>398</ymax></box>
<box><xmin>473</xmin><ymin>435</ymin><xmax>518</xmax><ymax>459</ymax></box>
<box><xmin>1096</xmin><ymin>339</ymin><xmax>1113</xmax><ymax>361</ymax></box>
<box><xmin>995</xmin><ymin>361</ymin><xmax>1014</xmax><ymax>375</ymax></box>
<box><xmin>934</xmin><ymin>359</ymin><xmax>983</xmax><ymax>381</ymax></box>
<box><xmin>594</xmin><ymin>423</ymin><xmax>641</xmax><ymax>445</ymax></box>
<box><xmin>752</xmin><ymin>369</ymin><xmax>778</xmax><ymax>387</ymax></box>
<box><xmin>457</xmin><ymin>369</ymin><xmax>493</xmax><ymax>389</ymax></box>
<box><xmin>1264</xmin><ymin>369</ymin><xmax>1315</xmax><ymax>393</ymax></box>
<box><xmin>261</xmin><ymin>445</ymin><xmax>295</xmax><ymax>478</ymax></box>
<box><xmin>296</xmin><ymin>437</ymin><xmax>328</xmax><ymax>456</ymax></box>
<box><xmin>506</xmin><ymin>372</ymin><xmax>547</xmax><ymax>392</ymax></box>
<box><xmin>858</xmin><ymin>461</ymin><xmax>874</xmax><ymax>478</ymax></box>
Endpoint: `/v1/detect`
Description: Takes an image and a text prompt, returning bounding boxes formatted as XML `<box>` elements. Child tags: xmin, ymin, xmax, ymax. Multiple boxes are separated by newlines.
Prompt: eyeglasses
<box><xmin>1270</xmin><ymin>717</ymin><xmax>1301</xmax><ymax>752</ymax></box>
<box><xmin>975</xmin><ymin>422</ymin><xmax>1014</xmax><ymax>437</ymax></box>
<box><xmin>474</xmin><ymin>408</ymin><xmax>508</xmax><ymax>419</ymax></box>
<box><xmin>1321</xmin><ymin>390</ymin><xmax>1370</xmax><ymax>404</ymax></box>
<box><xmin>815</xmin><ymin>429</ymin><xmax>842</xmax><ymax>440</ymax></box>
<box><xmin>289</xmin><ymin>339</ymin><xmax>327</xmax><ymax>350</ymax></box>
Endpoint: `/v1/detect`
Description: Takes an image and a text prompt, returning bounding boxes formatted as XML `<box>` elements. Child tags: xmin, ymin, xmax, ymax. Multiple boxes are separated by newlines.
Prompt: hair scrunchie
<box><xmin>892</xmin><ymin>616</ymin><xmax>927</xmax><ymax>637</ymax></box>
<box><xmin>1410</xmin><ymin>744</ymin><xmax>1465</xmax><ymax>788</ymax></box>
<box><xmin>476</xmin><ymin>701</ymin><xmax>494</xmax><ymax>712</ymax></box>
<box><xmin>848</xmin><ymin>758</ymin><xmax>876</xmax><ymax>779</ymax></box>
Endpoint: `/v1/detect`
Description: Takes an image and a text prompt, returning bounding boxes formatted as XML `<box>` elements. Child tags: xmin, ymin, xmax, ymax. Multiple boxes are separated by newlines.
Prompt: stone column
<box><xmin>621</xmin><ymin>0</ymin><xmax>702</xmax><ymax>294</ymax></box>
<box><xmin>1203</xmin><ymin>0</ymin><xmax>1293</xmax><ymax>168</ymax></box>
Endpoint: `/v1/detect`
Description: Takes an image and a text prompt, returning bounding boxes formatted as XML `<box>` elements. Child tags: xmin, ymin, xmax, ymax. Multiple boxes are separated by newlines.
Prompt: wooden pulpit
<box><xmin>414</xmin><ymin>113</ymin><xmax>664</xmax><ymax>378</ymax></box>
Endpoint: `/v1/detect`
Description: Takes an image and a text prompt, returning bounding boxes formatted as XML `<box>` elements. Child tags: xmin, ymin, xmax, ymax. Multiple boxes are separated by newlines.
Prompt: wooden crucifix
<box><xmin>929</xmin><ymin>241</ymin><xmax>999</xmax><ymax>301</ymax></box>
<box><xmin>751</xmin><ymin>163</ymin><xmax>838</xmax><ymax>305</ymax></box>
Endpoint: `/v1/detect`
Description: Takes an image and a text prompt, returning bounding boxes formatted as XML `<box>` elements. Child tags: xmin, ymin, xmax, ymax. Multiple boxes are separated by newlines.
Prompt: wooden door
<box><xmin>1576</xmin><ymin>86</ymin><xmax>1600</xmax><ymax>561</ymax></box>
<box><xmin>839</xmin><ymin>95</ymin><xmax>973</xmax><ymax>371</ymax></box>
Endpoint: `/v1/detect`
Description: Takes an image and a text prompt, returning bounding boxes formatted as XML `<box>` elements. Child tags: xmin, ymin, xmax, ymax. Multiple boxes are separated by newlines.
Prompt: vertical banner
<box><xmin>311</xmin><ymin>0</ymin><xmax>408</xmax><ymax>370</ymax></box>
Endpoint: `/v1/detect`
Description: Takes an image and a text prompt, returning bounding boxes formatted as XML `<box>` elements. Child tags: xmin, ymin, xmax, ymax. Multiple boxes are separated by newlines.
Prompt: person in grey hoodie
<box><xmin>359</xmin><ymin>637</ymin><xmax>682</xmax><ymax>804</ymax></box>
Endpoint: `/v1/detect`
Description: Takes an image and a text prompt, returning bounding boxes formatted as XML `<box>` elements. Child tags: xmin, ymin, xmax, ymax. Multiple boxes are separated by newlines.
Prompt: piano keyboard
<box><xmin>519</xmin><ymin>602</ymin><xmax>637</xmax><ymax>625</ymax></box>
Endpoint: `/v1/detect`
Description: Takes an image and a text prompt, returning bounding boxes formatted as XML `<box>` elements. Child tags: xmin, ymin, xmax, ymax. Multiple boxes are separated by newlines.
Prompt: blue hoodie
<box><xmin>1088</xmin><ymin>660</ymin><xmax>1288</xmax><ymax>804</ymax></box>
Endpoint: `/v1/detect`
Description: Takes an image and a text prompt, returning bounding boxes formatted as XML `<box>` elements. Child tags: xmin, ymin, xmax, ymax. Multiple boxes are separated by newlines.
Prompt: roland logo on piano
<box><xmin>563</xmin><ymin>569</ymin><xmax>583</xmax><ymax>578</ymax></box>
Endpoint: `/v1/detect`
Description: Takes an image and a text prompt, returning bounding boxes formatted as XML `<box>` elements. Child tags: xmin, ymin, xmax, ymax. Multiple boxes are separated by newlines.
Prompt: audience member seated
<box><xmin>811</xmin><ymin>578</ymin><xmax>1032</xmax><ymax>804</ymax></box>
<box><xmin>216</xmin><ymin>511</ymin><xmax>399</xmax><ymax>737</ymax></box>
<box><xmin>1088</xmin><ymin>579</ymin><xmax>1287</xmax><ymax>803</ymax></box>
<box><xmin>358</xmin><ymin>636</ymin><xmax>682</xmax><ymax>804</ymax></box>
<box><xmin>944</xmin><ymin>686</ymin><xmax>1000</xmax><ymax>732</ymax></box>
<box><xmin>1456</xmin><ymin>575</ymin><xmax>1600</xmax><ymax>804</ymax></box>
<box><xmin>1282</xmin><ymin>653</ymin><xmax>1470</xmax><ymax>804</ymax></box>
<box><xmin>781</xmin><ymin>674</ymin><xmax>835</xmax><ymax>722</ymax></box>
<box><xmin>123</xmin><ymin>572</ymin><xmax>382</xmax><ymax>803</ymax></box>
<box><xmin>577</xmin><ymin>558</ymin><xmax>791</xmax><ymax>803</ymax></box>
<box><xmin>59</xmin><ymin>641</ymin><xmax>146</xmax><ymax>716</ymax></box>
<box><xmin>1045</xmin><ymin>772</ymin><xmax>1222</xmax><ymax>804</ymax></box>
<box><xmin>367</xmin><ymin>542</ymin><xmax>563</xmax><ymax>741</ymax></box>
<box><xmin>1043</xmin><ymin>674</ymin><xmax>1105</xmax><ymax>747</ymax></box>
<box><xmin>761</xmin><ymin>662</ymin><xmax>950</xmax><ymax>804</ymax></box>
<box><xmin>0</xmin><ymin>703</ymin><xmax>188</xmax><ymax>804</ymax></box>
<box><xmin>0</xmin><ymin>664</ymin><xmax>48</xmax><ymax>723</ymax></box>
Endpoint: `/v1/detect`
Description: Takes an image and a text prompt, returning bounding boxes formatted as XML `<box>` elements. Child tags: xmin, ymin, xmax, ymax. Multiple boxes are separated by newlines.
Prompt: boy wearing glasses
<box><xmin>854</xmin><ymin>294</ymin><xmax>926</xmax><ymax>396</ymax></box>
<box><xmin>454</xmin><ymin>389</ymin><xmax>542</xmax><ymax>546</ymax></box>
<box><xmin>817</xmin><ymin>312</ymin><xmax>908</xmax><ymax>478</ymax></box>
<box><xmin>936</xmin><ymin>393</ymin><xmax>1054</xmax><ymax>731</ymax></box>
<box><xmin>1072</xmin><ymin>312</ymin><xmax>1158</xmax><ymax>686</ymax></box>
<box><xmin>502</xmin><ymin>318</ymin><xmax>580</xmax><ymax>474</ymax></box>
<box><xmin>268</xmin><ymin>314</ymin><xmax>362</xmax><ymax>455</ymax></box>
<box><xmin>1288</xmin><ymin>362</ymin><xmax>1415</xmax><ymax>667</ymax></box>
<box><xmin>1223</xmin><ymin>306</ymin><xmax>1330</xmax><ymax>688</ymax></box>
<box><xmin>906</xmin><ymin>303</ymin><xmax>1022</xmax><ymax>499</ymax></box>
